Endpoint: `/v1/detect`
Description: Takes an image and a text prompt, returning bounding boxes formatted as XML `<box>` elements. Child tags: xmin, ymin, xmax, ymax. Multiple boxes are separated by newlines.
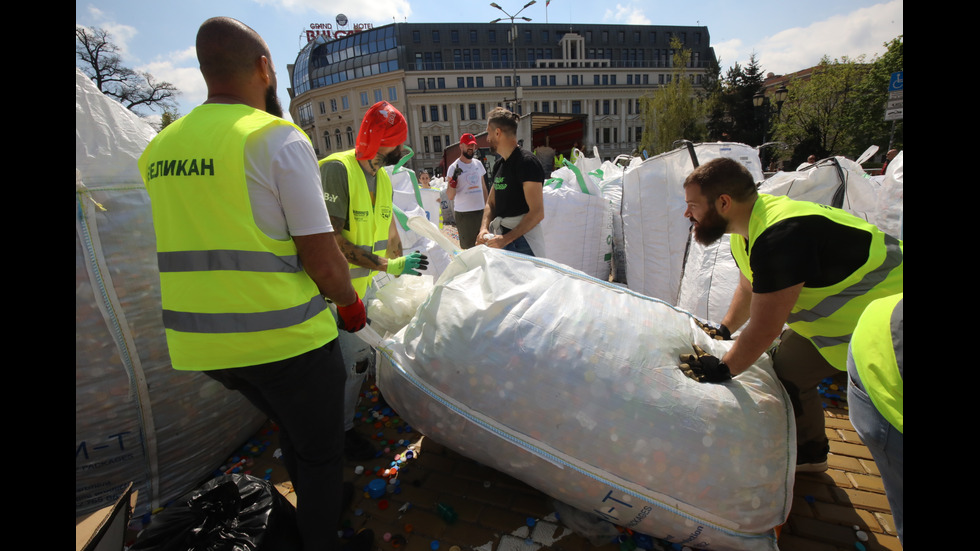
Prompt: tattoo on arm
<box><xmin>330</xmin><ymin>216</ymin><xmax>386</xmax><ymax>270</ymax></box>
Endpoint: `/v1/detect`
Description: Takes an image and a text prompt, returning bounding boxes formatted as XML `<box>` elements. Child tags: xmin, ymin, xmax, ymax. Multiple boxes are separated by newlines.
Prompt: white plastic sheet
<box><xmin>374</xmin><ymin>246</ymin><xmax>794</xmax><ymax>550</ymax></box>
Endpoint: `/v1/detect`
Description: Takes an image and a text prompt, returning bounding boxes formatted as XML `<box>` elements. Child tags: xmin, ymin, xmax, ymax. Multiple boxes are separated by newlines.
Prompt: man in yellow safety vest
<box><xmin>677</xmin><ymin>157</ymin><xmax>902</xmax><ymax>473</ymax></box>
<box><xmin>138</xmin><ymin>17</ymin><xmax>372</xmax><ymax>551</ymax></box>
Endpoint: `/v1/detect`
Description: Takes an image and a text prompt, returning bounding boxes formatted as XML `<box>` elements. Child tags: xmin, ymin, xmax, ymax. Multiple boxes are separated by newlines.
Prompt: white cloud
<box><xmin>137</xmin><ymin>46</ymin><xmax>207</xmax><ymax>113</ymax></box>
<box><xmin>747</xmin><ymin>0</ymin><xmax>903</xmax><ymax>75</ymax></box>
<box><xmin>252</xmin><ymin>0</ymin><xmax>413</xmax><ymax>22</ymax></box>
<box><xmin>602</xmin><ymin>3</ymin><xmax>651</xmax><ymax>25</ymax></box>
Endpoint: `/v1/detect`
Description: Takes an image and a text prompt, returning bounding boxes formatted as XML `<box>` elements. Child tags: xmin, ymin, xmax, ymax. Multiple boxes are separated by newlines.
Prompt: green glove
<box><xmin>387</xmin><ymin>251</ymin><xmax>429</xmax><ymax>276</ymax></box>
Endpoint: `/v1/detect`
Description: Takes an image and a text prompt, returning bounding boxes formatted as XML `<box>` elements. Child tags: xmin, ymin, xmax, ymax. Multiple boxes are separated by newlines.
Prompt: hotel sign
<box><xmin>305</xmin><ymin>16</ymin><xmax>374</xmax><ymax>42</ymax></box>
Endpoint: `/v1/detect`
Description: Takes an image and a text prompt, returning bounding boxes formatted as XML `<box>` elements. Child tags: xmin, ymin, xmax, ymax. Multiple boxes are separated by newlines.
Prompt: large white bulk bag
<box><xmin>596</xmin><ymin>156</ymin><xmax>635</xmax><ymax>284</ymax></box>
<box><xmin>389</xmin><ymin>161</ymin><xmax>443</xmax><ymax>228</ymax></box>
<box><xmin>539</xmin><ymin>163</ymin><xmax>613</xmax><ymax>280</ymax></box>
<box><xmin>75</xmin><ymin>69</ymin><xmax>265</xmax><ymax>520</ymax></box>
<box><xmin>373</xmin><ymin>246</ymin><xmax>795</xmax><ymax>550</ymax></box>
<box><xmin>624</xmin><ymin>143</ymin><xmax>762</xmax><ymax>307</ymax></box>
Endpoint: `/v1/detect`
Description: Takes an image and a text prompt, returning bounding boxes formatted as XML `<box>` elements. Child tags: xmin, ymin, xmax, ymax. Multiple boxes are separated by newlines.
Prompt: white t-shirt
<box><xmin>447</xmin><ymin>157</ymin><xmax>487</xmax><ymax>213</ymax></box>
<box><xmin>244</xmin><ymin>125</ymin><xmax>333</xmax><ymax>240</ymax></box>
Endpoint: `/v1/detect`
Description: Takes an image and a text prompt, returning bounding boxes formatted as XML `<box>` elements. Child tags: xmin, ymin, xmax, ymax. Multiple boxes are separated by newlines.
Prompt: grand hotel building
<box><xmin>287</xmin><ymin>21</ymin><xmax>717</xmax><ymax>175</ymax></box>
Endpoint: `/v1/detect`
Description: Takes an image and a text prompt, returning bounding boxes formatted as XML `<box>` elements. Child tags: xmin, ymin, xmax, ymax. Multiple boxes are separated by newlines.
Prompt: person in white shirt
<box><xmin>446</xmin><ymin>133</ymin><xmax>488</xmax><ymax>249</ymax></box>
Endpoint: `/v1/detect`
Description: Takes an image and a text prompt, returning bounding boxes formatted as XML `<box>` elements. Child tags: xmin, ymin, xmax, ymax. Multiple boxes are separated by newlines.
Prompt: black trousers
<box><xmin>206</xmin><ymin>340</ymin><xmax>346</xmax><ymax>551</ymax></box>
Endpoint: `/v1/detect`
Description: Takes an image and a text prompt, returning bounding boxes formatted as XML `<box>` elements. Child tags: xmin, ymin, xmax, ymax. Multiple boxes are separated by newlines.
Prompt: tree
<box><xmin>76</xmin><ymin>25</ymin><xmax>180</xmax><ymax>116</ymax></box>
<box><xmin>706</xmin><ymin>53</ymin><xmax>766</xmax><ymax>144</ymax></box>
<box><xmin>850</xmin><ymin>35</ymin><xmax>903</xmax><ymax>155</ymax></box>
<box><xmin>771</xmin><ymin>55</ymin><xmax>871</xmax><ymax>166</ymax></box>
<box><xmin>639</xmin><ymin>37</ymin><xmax>709</xmax><ymax>156</ymax></box>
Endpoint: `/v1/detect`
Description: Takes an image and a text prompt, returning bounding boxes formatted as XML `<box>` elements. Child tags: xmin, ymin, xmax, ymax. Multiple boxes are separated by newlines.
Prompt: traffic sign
<box><xmin>889</xmin><ymin>71</ymin><xmax>903</xmax><ymax>92</ymax></box>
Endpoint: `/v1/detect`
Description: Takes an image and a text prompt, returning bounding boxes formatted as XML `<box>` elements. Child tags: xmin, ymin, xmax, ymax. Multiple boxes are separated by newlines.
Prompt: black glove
<box><xmin>678</xmin><ymin>343</ymin><xmax>732</xmax><ymax>383</ymax></box>
<box><xmin>694</xmin><ymin>318</ymin><xmax>732</xmax><ymax>340</ymax></box>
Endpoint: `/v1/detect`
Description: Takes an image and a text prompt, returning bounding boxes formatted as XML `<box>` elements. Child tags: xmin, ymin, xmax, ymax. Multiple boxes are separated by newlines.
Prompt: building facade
<box><xmin>288</xmin><ymin>21</ymin><xmax>716</xmax><ymax>175</ymax></box>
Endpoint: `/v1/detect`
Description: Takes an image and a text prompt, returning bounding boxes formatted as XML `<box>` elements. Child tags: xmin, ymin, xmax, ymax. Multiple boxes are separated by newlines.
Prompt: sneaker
<box><xmin>796</xmin><ymin>440</ymin><xmax>829</xmax><ymax>473</ymax></box>
<box><xmin>344</xmin><ymin>430</ymin><xmax>378</xmax><ymax>461</ymax></box>
<box><xmin>342</xmin><ymin>528</ymin><xmax>374</xmax><ymax>551</ymax></box>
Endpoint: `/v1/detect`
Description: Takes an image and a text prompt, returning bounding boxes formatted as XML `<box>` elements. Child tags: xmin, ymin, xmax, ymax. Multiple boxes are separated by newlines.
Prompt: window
<box><xmin>571</xmin><ymin>100</ymin><xmax>581</xmax><ymax>114</ymax></box>
<box><xmin>335</xmin><ymin>129</ymin><xmax>342</xmax><ymax>149</ymax></box>
<box><xmin>424</xmin><ymin>136</ymin><xmax>430</xmax><ymax>153</ymax></box>
<box><xmin>468</xmin><ymin>103</ymin><xmax>478</xmax><ymax>120</ymax></box>
<box><xmin>360</xmin><ymin>91</ymin><xmax>369</xmax><ymax>106</ymax></box>
<box><xmin>323</xmin><ymin>131</ymin><xmax>331</xmax><ymax>150</ymax></box>
<box><xmin>430</xmin><ymin>105</ymin><xmax>439</xmax><ymax>121</ymax></box>
<box><xmin>458</xmin><ymin>76</ymin><xmax>465</xmax><ymax>88</ymax></box>
<box><xmin>476</xmin><ymin>76</ymin><xmax>484</xmax><ymax>87</ymax></box>
<box><xmin>427</xmin><ymin>78</ymin><xmax>436</xmax><ymax>90</ymax></box>
<box><xmin>467</xmin><ymin>76</ymin><xmax>474</xmax><ymax>88</ymax></box>
<box><xmin>319</xmin><ymin>101</ymin><xmax>326</xmax><ymax>114</ymax></box>
<box><xmin>470</xmin><ymin>30</ymin><xmax>477</xmax><ymax>42</ymax></box>
<box><xmin>412</xmin><ymin>30</ymin><xmax>421</xmax><ymax>43</ymax></box>
<box><xmin>437</xmin><ymin>77</ymin><xmax>446</xmax><ymax>88</ymax></box>
<box><xmin>346</xmin><ymin>126</ymin><xmax>354</xmax><ymax>147</ymax></box>
<box><xmin>418</xmin><ymin>78</ymin><xmax>426</xmax><ymax>90</ymax></box>
<box><xmin>532</xmin><ymin>76</ymin><xmax>539</xmax><ymax>86</ymax></box>
<box><xmin>549</xmin><ymin>75</ymin><xmax>556</xmax><ymax>86</ymax></box>
<box><xmin>432</xmin><ymin>30</ymin><xmax>440</xmax><ymax>42</ymax></box>
<box><xmin>489</xmin><ymin>29</ymin><xmax>496</xmax><ymax>43</ymax></box>
<box><xmin>451</xmin><ymin>30</ymin><xmax>459</xmax><ymax>43</ymax></box>
<box><xmin>342</xmin><ymin>96</ymin><xmax>349</xmax><ymax>109</ymax></box>
<box><xmin>460</xmin><ymin>104</ymin><xmax>466</xmax><ymax>120</ymax></box>
<box><xmin>388</xmin><ymin>86</ymin><xmax>397</xmax><ymax>101</ymax></box>
<box><xmin>421</xmin><ymin>106</ymin><xmax>427</xmax><ymax>122</ymax></box>
<box><xmin>374</xmin><ymin>89</ymin><xmax>382</xmax><ymax>103</ymax></box>
<box><xmin>433</xmin><ymin>135</ymin><xmax>442</xmax><ymax>152</ymax></box>
<box><xmin>442</xmin><ymin>105</ymin><xmax>448</xmax><ymax>121</ymax></box>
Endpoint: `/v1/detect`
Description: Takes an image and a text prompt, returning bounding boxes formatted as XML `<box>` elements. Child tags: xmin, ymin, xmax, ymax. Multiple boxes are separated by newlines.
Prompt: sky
<box><xmin>76</xmin><ymin>0</ymin><xmax>903</xmax><ymax>125</ymax></box>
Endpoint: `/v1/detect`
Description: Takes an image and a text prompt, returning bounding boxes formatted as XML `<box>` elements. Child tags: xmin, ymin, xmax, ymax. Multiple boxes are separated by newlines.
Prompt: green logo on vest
<box><xmin>494</xmin><ymin>176</ymin><xmax>506</xmax><ymax>190</ymax></box>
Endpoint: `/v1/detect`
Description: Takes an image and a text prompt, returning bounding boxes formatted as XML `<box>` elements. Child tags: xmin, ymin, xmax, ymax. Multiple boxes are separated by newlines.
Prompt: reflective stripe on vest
<box><xmin>851</xmin><ymin>293</ymin><xmax>903</xmax><ymax>432</ymax></box>
<box><xmin>139</xmin><ymin>104</ymin><xmax>336</xmax><ymax>370</ymax></box>
<box><xmin>320</xmin><ymin>150</ymin><xmax>393</xmax><ymax>297</ymax></box>
<box><xmin>731</xmin><ymin>194</ymin><xmax>903</xmax><ymax>370</ymax></box>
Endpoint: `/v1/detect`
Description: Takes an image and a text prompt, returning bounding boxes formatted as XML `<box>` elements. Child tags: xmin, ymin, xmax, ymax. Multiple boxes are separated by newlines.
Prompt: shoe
<box><xmin>342</xmin><ymin>528</ymin><xmax>374</xmax><ymax>551</ymax></box>
<box><xmin>796</xmin><ymin>440</ymin><xmax>829</xmax><ymax>473</ymax></box>
<box><xmin>345</xmin><ymin>430</ymin><xmax>378</xmax><ymax>461</ymax></box>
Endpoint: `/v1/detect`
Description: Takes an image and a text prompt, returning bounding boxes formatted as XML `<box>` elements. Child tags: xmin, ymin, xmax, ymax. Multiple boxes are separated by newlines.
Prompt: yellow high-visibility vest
<box><xmin>731</xmin><ymin>194</ymin><xmax>903</xmax><ymax>370</ymax></box>
<box><xmin>320</xmin><ymin>150</ymin><xmax>393</xmax><ymax>298</ymax></box>
<box><xmin>139</xmin><ymin>103</ymin><xmax>336</xmax><ymax>370</ymax></box>
<box><xmin>851</xmin><ymin>293</ymin><xmax>903</xmax><ymax>433</ymax></box>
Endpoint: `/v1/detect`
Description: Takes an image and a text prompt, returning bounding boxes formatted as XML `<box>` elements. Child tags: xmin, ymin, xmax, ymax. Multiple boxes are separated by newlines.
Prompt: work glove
<box><xmin>336</xmin><ymin>296</ymin><xmax>367</xmax><ymax>333</ymax></box>
<box><xmin>694</xmin><ymin>318</ymin><xmax>732</xmax><ymax>340</ymax></box>
<box><xmin>678</xmin><ymin>343</ymin><xmax>732</xmax><ymax>383</ymax></box>
<box><xmin>448</xmin><ymin>166</ymin><xmax>463</xmax><ymax>188</ymax></box>
<box><xmin>387</xmin><ymin>251</ymin><xmax>429</xmax><ymax>276</ymax></box>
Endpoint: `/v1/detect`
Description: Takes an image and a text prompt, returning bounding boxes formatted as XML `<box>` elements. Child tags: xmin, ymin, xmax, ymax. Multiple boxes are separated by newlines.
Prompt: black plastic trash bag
<box><xmin>131</xmin><ymin>474</ymin><xmax>301</xmax><ymax>551</ymax></box>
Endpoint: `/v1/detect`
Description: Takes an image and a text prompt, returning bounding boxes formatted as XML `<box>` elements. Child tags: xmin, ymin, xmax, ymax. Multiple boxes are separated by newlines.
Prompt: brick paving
<box><xmin>238</xmin><ymin>369</ymin><xmax>900</xmax><ymax>551</ymax></box>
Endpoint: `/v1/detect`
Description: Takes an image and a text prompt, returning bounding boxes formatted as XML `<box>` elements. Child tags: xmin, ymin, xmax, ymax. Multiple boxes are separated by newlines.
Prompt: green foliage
<box><xmin>706</xmin><ymin>53</ymin><xmax>766</xmax><ymax>144</ymax></box>
<box><xmin>771</xmin><ymin>35</ymin><xmax>903</xmax><ymax>165</ymax></box>
<box><xmin>639</xmin><ymin>37</ymin><xmax>709</xmax><ymax>156</ymax></box>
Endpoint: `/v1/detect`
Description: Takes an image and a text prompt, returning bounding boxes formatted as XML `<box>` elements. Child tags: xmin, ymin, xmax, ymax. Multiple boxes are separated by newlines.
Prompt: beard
<box><xmin>380</xmin><ymin>145</ymin><xmax>404</xmax><ymax>166</ymax></box>
<box><xmin>264</xmin><ymin>85</ymin><xmax>283</xmax><ymax>118</ymax></box>
<box><xmin>462</xmin><ymin>149</ymin><xmax>475</xmax><ymax>160</ymax></box>
<box><xmin>691</xmin><ymin>204</ymin><xmax>729</xmax><ymax>245</ymax></box>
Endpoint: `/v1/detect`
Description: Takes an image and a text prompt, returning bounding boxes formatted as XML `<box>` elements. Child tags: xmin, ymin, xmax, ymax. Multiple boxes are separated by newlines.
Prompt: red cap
<box><xmin>460</xmin><ymin>133</ymin><xmax>477</xmax><ymax>146</ymax></box>
<box><xmin>356</xmin><ymin>101</ymin><xmax>407</xmax><ymax>160</ymax></box>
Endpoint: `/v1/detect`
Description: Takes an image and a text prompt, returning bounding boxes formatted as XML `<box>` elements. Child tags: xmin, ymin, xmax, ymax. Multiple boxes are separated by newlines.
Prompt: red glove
<box><xmin>448</xmin><ymin>178</ymin><xmax>458</xmax><ymax>188</ymax></box>
<box><xmin>336</xmin><ymin>297</ymin><xmax>367</xmax><ymax>332</ymax></box>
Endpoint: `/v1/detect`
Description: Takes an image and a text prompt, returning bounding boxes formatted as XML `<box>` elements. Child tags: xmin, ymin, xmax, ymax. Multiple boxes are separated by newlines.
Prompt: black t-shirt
<box><xmin>490</xmin><ymin>148</ymin><xmax>545</xmax><ymax>218</ymax></box>
<box><xmin>739</xmin><ymin>215</ymin><xmax>873</xmax><ymax>293</ymax></box>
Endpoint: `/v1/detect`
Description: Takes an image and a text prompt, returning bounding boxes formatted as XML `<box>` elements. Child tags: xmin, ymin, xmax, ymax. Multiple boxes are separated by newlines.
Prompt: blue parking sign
<box><xmin>889</xmin><ymin>72</ymin><xmax>903</xmax><ymax>92</ymax></box>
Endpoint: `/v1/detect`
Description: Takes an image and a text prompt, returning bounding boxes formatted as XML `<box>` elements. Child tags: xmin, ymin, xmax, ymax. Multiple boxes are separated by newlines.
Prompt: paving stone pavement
<box><xmin>240</xmin><ymin>369</ymin><xmax>900</xmax><ymax>551</ymax></box>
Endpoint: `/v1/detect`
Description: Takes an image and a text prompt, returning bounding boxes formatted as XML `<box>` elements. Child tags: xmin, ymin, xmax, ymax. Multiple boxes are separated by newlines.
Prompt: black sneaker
<box><xmin>796</xmin><ymin>440</ymin><xmax>829</xmax><ymax>473</ymax></box>
<box><xmin>342</xmin><ymin>528</ymin><xmax>374</xmax><ymax>551</ymax></box>
<box><xmin>344</xmin><ymin>430</ymin><xmax>378</xmax><ymax>461</ymax></box>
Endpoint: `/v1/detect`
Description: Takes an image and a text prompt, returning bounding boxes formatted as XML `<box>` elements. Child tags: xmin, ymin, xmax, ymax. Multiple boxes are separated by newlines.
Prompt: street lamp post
<box><xmin>490</xmin><ymin>1</ymin><xmax>535</xmax><ymax>111</ymax></box>
<box><xmin>753</xmin><ymin>85</ymin><xmax>788</xmax><ymax>169</ymax></box>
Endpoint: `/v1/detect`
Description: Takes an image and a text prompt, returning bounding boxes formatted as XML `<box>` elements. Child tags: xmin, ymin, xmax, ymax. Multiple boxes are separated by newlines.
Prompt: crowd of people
<box><xmin>136</xmin><ymin>17</ymin><xmax>903</xmax><ymax>550</ymax></box>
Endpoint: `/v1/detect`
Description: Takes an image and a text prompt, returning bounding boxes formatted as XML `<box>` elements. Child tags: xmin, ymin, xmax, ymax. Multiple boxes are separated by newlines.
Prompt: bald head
<box><xmin>196</xmin><ymin>17</ymin><xmax>270</xmax><ymax>87</ymax></box>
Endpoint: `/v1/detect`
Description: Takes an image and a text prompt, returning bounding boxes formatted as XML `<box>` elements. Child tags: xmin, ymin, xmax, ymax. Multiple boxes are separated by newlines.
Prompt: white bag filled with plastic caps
<box><xmin>595</xmin><ymin>156</ymin><xmax>638</xmax><ymax>284</ymax></box>
<box><xmin>539</xmin><ymin>162</ymin><xmax>613</xmax><ymax>280</ymax></box>
<box><xmin>676</xmin><ymin>152</ymin><xmax>900</xmax><ymax>326</ymax></box>
<box><xmin>389</xmin><ymin>157</ymin><xmax>443</xmax><ymax>228</ymax></box>
<box><xmin>623</xmin><ymin>142</ymin><xmax>763</xmax><ymax>307</ymax></box>
<box><xmin>374</xmin><ymin>246</ymin><xmax>795</xmax><ymax>551</ymax></box>
<box><xmin>75</xmin><ymin>69</ymin><xmax>266</xmax><ymax>521</ymax></box>
<box><xmin>390</xmin><ymin>204</ymin><xmax>456</xmax><ymax>281</ymax></box>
